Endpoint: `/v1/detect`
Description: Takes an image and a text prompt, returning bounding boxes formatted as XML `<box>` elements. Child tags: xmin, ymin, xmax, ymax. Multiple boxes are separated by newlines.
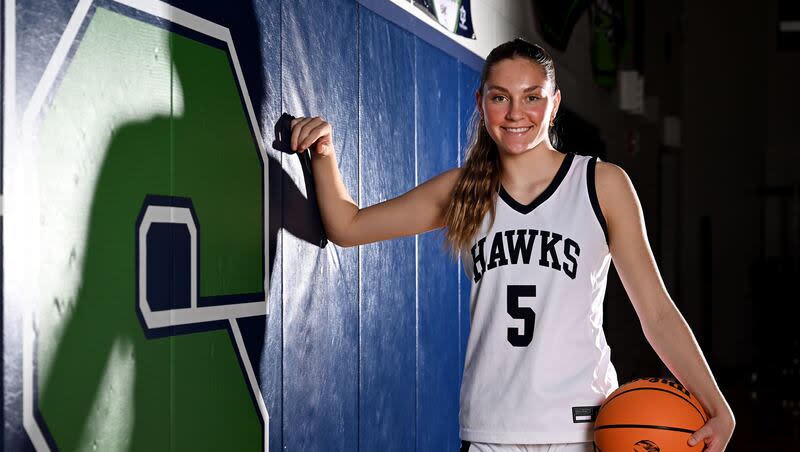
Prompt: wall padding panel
<box><xmin>358</xmin><ymin>7</ymin><xmax>417</xmax><ymax>451</ymax></box>
<box><xmin>416</xmin><ymin>39</ymin><xmax>461</xmax><ymax>451</ymax></box>
<box><xmin>281</xmin><ymin>0</ymin><xmax>359</xmax><ymax>450</ymax></box>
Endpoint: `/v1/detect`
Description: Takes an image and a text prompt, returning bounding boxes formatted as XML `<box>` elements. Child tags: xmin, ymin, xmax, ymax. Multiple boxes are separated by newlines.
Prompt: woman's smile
<box><xmin>501</xmin><ymin>126</ymin><xmax>533</xmax><ymax>135</ymax></box>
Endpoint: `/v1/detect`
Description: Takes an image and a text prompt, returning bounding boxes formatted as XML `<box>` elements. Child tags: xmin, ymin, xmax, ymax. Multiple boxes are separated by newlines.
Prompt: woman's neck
<box><xmin>499</xmin><ymin>143</ymin><xmax>563</xmax><ymax>190</ymax></box>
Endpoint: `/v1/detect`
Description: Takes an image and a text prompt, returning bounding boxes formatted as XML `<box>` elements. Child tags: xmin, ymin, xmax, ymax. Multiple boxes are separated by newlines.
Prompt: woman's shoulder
<box><xmin>593</xmin><ymin>159</ymin><xmax>638</xmax><ymax>219</ymax></box>
<box><xmin>441</xmin><ymin>166</ymin><xmax>464</xmax><ymax>182</ymax></box>
<box><xmin>594</xmin><ymin>159</ymin><xmax>627</xmax><ymax>181</ymax></box>
<box><xmin>425</xmin><ymin>167</ymin><xmax>463</xmax><ymax>193</ymax></box>
<box><xmin>566</xmin><ymin>152</ymin><xmax>628</xmax><ymax>185</ymax></box>
<box><xmin>410</xmin><ymin>167</ymin><xmax>463</xmax><ymax>207</ymax></box>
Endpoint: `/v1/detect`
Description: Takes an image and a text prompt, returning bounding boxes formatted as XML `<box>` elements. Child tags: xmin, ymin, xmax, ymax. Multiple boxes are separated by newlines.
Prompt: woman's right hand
<box><xmin>291</xmin><ymin>116</ymin><xmax>334</xmax><ymax>158</ymax></box>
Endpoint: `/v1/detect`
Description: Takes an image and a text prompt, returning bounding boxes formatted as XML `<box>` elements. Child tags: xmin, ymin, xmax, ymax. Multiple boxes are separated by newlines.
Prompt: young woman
<box><xmin>290</xmin><ymin>39</ymin><xmax>735</xmax><ymax>452</ymax></box>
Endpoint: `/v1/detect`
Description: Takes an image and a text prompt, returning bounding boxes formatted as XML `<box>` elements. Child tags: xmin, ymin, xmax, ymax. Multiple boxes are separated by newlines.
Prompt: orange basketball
<box><xmin>593</xmin><ymin>377</ymin><xmax>708</xmax><ymax>451</ymax></box>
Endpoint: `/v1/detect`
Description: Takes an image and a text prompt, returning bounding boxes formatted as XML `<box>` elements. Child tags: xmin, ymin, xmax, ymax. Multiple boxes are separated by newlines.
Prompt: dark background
<box><xmin>573</xmin><ymin>0</ymin><xmax>800</xmax><ymax>449</ymax></box>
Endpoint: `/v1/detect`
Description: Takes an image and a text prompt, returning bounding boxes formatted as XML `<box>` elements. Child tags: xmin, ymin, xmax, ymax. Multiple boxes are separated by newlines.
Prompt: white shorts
<box><xmin>460</xmin><ymin>441</ymin><xmax>595</xmax><ymax>452</ymax></box>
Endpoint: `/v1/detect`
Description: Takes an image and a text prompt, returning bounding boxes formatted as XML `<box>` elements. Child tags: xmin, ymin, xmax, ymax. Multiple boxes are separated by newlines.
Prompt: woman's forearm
<box><xmin>642</xmin><ymin>306</ymin><xmax>734</xmax><ymax>420</ymax></box>
<box><xmin>296</xmin><ymin>116</ymin><xmax>453</xmax><ymax>247</ymax></box>
<box><xmin>309</xmin><ymin>149</ymin><xmax>359</xmax><ymax>246</ymax></box>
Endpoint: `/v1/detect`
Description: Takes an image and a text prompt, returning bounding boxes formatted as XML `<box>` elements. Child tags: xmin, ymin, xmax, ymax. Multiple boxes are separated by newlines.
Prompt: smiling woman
<box><xmin>290</xmin><ymin>37</ymin><xmax>735</xmax><ymax>452</ymax></box>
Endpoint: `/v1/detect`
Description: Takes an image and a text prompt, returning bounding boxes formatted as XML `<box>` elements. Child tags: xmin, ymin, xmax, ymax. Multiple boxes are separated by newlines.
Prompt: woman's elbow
<box><xmin>328</xmin><ymin>230</ymin><xmax>358</xmax><ymax>248</ymax></box>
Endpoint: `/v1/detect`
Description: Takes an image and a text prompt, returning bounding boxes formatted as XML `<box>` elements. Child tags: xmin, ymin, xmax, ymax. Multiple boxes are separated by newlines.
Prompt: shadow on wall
<box><xmin>30</xmin><ymin>2</ymin><xmax>322</xmax><ymax>450</ymax></box>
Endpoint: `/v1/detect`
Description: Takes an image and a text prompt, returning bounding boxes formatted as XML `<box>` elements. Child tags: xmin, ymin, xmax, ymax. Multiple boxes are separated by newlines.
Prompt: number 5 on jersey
<box><xmin>507</xmin><ymin>285</ymin><xmax>536</xmax><ymax>347</ymax></box>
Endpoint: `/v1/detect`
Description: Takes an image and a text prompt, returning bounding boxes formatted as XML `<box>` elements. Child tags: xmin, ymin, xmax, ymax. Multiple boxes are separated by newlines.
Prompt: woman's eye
<box><xmin>492</xmin><ymin>95</ymin><xmax>507</xmax><ymax>102</ymax></box>
<box><xmin>528</xmin><ymin>95</ymin><xmax>540</xmax><ymax>102</ymax></box>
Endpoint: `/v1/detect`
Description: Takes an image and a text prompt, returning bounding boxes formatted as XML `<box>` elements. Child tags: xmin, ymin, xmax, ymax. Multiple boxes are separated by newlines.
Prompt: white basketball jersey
<box><xmin>459</xmin><ymin>152</ymin><xmax>619</xmax><ymax>444</ymax></box>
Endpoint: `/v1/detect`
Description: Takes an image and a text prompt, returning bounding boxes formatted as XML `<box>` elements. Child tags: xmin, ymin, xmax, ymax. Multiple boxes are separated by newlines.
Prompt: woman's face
<box><xmin>477</xmin><ymin>57</ymin><xmax>560</xmax><ymax>156</ymax></box>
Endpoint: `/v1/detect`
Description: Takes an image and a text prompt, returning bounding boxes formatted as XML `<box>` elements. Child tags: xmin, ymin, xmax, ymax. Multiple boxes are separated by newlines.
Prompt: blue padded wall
<box><xmin>416</xmin><ymin>40</ymin><xmax>461</xmax><ymax>451</ymax></box>
<box><xmin>4</xmin><ymin>1</ymin><xmax>484</xmax><ymax>451</ymax></box>
<box><xmin>359</xmin><ymin>8</ymin><xmax>417</xmax><ymax>451</ymax></box>
<box><xmin>281</xmin><ymin>0</ymin><xmax>359</xmax><ymax>450</ymax></box>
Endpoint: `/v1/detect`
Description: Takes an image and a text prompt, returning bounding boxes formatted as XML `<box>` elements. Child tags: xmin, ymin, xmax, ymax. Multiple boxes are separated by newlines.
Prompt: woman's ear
<box><xmin>551</xmin><ymin>89</ymin><xmax>561</xmax><ymax>122</ymax></box>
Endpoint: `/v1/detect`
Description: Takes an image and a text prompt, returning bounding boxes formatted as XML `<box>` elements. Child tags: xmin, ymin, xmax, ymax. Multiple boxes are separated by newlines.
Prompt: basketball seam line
<box><xmin>601</xmin><ymin>387</ymin><xmax>708</xmax><ymax>423</ymax></box>
<box><xmin>594</xmin><ymin>423</ymin><xmax>696</xmax><ymax>434</ymax></box>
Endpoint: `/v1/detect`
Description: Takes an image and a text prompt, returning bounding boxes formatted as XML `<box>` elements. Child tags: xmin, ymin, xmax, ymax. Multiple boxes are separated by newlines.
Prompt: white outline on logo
<box><xmin>137</xmin><ymin>205</ymin><xmax>268</xmax><ymax>328</ymax></box>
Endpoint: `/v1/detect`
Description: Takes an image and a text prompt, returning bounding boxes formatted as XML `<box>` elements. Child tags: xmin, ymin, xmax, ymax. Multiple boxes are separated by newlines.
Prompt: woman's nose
<box><xmin>505</xmin><ymin>101</ymin><xmax>524</xmax><ymax>120</ymax></box>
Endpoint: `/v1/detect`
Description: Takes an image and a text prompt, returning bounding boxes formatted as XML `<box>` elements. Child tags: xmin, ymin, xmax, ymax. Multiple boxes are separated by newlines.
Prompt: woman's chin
<box><xmin>499</xmin><ymin>143</ymin><xmax>534</xmax><ymax>155</ymax></box>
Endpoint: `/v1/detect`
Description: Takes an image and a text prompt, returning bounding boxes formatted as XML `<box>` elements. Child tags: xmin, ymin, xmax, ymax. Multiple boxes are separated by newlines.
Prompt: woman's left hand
<box><xmin>687</xmin><ymin>410</ymin><xmax>735</xmax><ymax>451</ymax></box>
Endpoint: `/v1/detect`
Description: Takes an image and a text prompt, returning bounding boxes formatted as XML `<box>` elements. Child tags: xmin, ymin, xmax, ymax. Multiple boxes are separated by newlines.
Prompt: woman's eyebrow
<box><xmin>486</xmin><ymin>84</ymin><xmax>543</xmax><ymax>92</ymax></box>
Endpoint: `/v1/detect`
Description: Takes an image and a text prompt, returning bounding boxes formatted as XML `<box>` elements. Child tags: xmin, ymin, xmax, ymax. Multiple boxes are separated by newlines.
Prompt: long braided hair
<box><xmin>443</xmin><ymin>39</ymin><xmax>559</xmax><ymax>255</ymax></box>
